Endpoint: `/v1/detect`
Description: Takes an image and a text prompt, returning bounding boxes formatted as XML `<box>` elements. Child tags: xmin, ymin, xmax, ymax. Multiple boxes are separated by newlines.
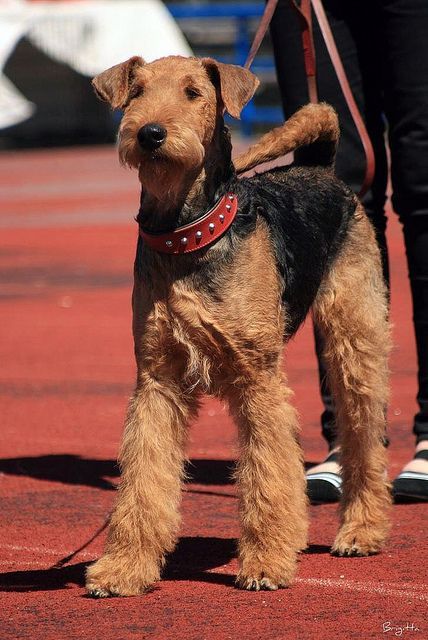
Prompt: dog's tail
<box><xmin>234</xmin><ymin>103</ymin><xmax>339</xmax><ymax>175</ymax></box>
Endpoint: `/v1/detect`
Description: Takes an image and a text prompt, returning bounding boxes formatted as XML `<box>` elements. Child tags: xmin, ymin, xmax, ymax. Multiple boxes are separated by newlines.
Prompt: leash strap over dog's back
<box><xmin>244</xmin><ymin>0</ymin><xmax>375</xmax><ymax>198</ymax></box>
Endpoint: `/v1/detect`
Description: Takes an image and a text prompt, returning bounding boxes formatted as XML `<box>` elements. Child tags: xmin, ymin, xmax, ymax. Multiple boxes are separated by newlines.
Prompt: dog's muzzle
<box><xmin>137</xmin><ymin>123</ymin><xmax>167</xmax><ymax>151</ymax></box>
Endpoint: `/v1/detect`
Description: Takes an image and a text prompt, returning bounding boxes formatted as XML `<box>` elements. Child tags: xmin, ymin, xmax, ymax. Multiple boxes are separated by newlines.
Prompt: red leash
<box><xmin>244</xmin><ymin>0</ymin><xmax>375</xmax><ymax>198</ymax></box>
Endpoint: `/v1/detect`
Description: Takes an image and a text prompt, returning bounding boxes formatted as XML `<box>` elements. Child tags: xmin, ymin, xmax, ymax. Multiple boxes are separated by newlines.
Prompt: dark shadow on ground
<box><xmin>164</xmin><ymin>536</ymin><xmax>237</xmax><ymax>584</ymax></box>
<box><xmin>0</xmin><ymin>537</ymin><xmax>237</xmax><ymax>592</ymax></box>
<box><xmin>0</xmin><ymin>561</ymin><xmax>88</xmax><ymax>592</ymax></box>
<box><xmin>0</xmin><ymin>455</ymin><xmax>119</xmax><ymax>490</ymax></box>
<box><xmin>0</xmin><ymin>455</ymin><xmax>318</xmax><ymax>490</ymax></box>
<box><xmin>185</xmin><ymin>459</ymin><xmax>235</xmax><ymax>485</ymax></box>
<box><xmin>0</xmin><ymin>537</ymin><xmax>333</xmax><ymax>593</ymax></box>
<box><xmin>0</xmin><ymin>456</ymin><xmax>238</xmax><ymax>490</ymax></box>
<box><xmin>302</xmin><ymin>544</ymin><xmax>331</xmax><ymax>554</ymax></box>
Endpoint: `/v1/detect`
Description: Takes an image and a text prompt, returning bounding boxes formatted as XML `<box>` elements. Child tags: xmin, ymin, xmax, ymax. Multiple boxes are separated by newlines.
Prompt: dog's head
<box><xmin>92</xmin><ymin>55</ymin><xmax>259</xmax><ymax>199</ymax></box>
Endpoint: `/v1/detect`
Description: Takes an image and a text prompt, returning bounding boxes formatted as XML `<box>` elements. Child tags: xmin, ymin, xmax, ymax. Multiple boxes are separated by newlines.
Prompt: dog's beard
<box><xmin>119</xmin><ymin>121</ymin><xmax>205</xmax><ymax>203</ymax></box>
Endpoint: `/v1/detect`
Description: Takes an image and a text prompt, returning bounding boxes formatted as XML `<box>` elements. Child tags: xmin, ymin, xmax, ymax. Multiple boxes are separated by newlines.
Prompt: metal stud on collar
<box><xmin>140</xmin><ymin>192</ymin><xmax>238</xmax><ymax>254</ymax></box>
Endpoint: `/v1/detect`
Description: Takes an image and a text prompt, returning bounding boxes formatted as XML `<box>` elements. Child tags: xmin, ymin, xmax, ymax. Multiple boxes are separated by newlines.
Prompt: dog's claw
<box><xmin>237</xmin><ymin>575</ymin><xmax>287</xmax><ymax>591</ymax></box>
<box><xmin>331</xmin><ymin>534</ymin><xmax>382</xmax><ymax>557</ymax></box>
<box><xmin>88</xmin><ymin>587</ymin><xmax>116</xmax><ymax>599</ymax></box>
<box><xmin>332</xmin><ymin>545</ymin><xmax>376</xmax><ymax>557</ymax></box>
<box><xmin>260</xmin><ymin>577</ymin><xmax>279</xmax><ymax>591</ymax></box>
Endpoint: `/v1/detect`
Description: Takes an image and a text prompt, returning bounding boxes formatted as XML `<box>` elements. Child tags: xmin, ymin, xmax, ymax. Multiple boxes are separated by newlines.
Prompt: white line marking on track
<box><xmin>0</xmin><ymin>543</ymin><xmax>95</xmax><ymax>559</ymax></box>
<box><xmin>296</xmin><ymin>577</ymin><xmax>428</xmax><ymax>601</ymax></box>
<box><xmin>0</xmin><ymin>560</ymin><xmax>48</xmax><ymax>567</ymax></box>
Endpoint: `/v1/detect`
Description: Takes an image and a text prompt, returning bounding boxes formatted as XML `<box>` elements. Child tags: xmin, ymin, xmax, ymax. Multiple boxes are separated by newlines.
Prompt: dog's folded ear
<box><xmin>92</xmin><ymin>56</ymin><xmax>145</xmax><ymax>110</ymax></box>
<box><xmin>201</xmin><ymin>58</ymin><xmax>260</xmax><ymax>119</ymax></box>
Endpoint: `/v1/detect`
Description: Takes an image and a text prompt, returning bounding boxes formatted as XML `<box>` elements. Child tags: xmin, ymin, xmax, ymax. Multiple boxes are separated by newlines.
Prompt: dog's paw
<box><xmin>236</xmin><ymin>547</ymin><xmax>297</xmax><ymax>591</ymax></box>
<box><xmin>86</xmin><ymin>555</ymin><xmax>159</xmax><ymax>597</ymax></box>
<box><xmin>331</xmin><ymin>527</ymin><xmax>385</xmax><ymax>557</ymax></box>
<box><xmin>87</xmin><ymin>585</ymin><xmax>119</xmax><ymax>599</ymax></box>
<box><xmin>236</xmin><ymin>573</ymin><xmax>290</xmax><ymax>591</ymax></box>
<box><xmin>331</xmin><ymin>542</ymin><xmax>380</xmax><ymax>557</ymax></box>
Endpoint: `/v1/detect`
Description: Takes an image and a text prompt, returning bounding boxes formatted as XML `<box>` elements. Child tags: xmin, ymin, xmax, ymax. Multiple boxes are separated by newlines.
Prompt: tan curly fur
<box><xmin>312</xmin><ymin>205</ymin><xmax>392</xmax><ymax>555</ymax></box>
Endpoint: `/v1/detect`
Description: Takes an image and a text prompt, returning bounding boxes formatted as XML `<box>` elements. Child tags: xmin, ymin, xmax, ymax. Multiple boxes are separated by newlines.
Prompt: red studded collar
<box><xmin>139</xmin><ymin>193</ymin><xmax>238</xmax><ymax>254</ymax></box>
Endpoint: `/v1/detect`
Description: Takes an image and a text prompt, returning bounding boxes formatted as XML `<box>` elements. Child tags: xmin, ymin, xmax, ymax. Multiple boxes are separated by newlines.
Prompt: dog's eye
<box><xmin>185</xmin><ymin>87</ymin><xmax>201</xmax><ymax>100</ymax></box>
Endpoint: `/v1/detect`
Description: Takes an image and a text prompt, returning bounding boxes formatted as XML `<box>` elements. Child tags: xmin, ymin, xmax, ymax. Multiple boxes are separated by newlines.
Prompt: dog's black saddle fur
<box><xmin>230</xmin><ymin>164</ymin><xmax>358</xmax><ymax>338</ymax></box>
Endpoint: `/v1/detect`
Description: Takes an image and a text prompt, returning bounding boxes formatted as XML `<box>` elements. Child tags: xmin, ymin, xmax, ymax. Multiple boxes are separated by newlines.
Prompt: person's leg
<box><xmin>271</xmin><ymin>1</ymin><xmax>389</xmax><ymax>499</ymax></box>
<box><xmin>381</xmin><ymin>0</ymin><xmax>428</xmax><ymax>499</ymax></box>
<box><xmin>270</xmin><ymin>0</ymin><xmax>389</xmax><ymax>216</ymax></box>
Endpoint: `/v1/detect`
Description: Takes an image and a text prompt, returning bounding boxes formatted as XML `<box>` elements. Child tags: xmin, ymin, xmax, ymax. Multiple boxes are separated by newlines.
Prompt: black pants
<box><xmin>270</xmin><ymin>0</ymin><xmax>428</xmax><ymax>445</ymax></box>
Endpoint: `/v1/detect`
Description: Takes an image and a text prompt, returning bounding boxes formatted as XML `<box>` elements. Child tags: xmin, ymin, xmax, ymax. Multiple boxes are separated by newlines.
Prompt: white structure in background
<box><xmin>0</xmin><ymin>0</ymin><xmax>192</xmax><ymax>129</ymax></box>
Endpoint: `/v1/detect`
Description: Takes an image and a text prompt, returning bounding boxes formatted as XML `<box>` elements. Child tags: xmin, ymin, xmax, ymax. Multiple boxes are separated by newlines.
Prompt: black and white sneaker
<box><xmin>306</xmin><ymin>450</ymin><xmax>342</xmax><ymax>504</ymax></box>
<box><xmin>393</xmin><ymin>448</ymin><xmax>428</xmax><ymax>502</ymax></box>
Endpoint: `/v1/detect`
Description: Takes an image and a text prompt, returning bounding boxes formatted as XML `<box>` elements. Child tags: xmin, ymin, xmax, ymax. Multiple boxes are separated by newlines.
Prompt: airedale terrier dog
<box><xmin>86</xmin><ymin>55</ymin><xmax>391</xmax><ymax>597</ymax></box>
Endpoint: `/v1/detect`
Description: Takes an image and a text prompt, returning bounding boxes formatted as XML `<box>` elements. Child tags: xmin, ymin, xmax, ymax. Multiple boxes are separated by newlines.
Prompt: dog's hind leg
<box><xmin>312</xmin><ymin>207</ymin><xmax>392</xmax><ymax>556</ymax></box>
<box><xmin>228</xmin><ymin>371</ymin><xmax>308</xmax><ymax>590</ymax></box>
<box><xmin>86</xmin><ymin>375</ymin><xmax>196</xmax><ymax>597</ymax></box>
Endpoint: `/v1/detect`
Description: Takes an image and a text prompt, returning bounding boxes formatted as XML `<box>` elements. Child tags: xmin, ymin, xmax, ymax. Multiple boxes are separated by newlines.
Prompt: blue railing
<box><xmin>166</xmin><ymin>2</ymin><xmax>283</xmax><ymax>135</ymax></box>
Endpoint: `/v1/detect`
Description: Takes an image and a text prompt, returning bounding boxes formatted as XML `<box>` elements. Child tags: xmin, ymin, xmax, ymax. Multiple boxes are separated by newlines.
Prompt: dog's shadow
<box><xmin>0</xmin><ymin>537</ymin><xmax>237</xmax><ymax>592</ymax></box>
<box><xmin>0</xmin><ymin>455</ymin><xmax>317</xmax><ymax>490</ymax></box>
<box><xmin>0</xmin><ymin>455</ymin><xmax>239</xmax><ymax>491</ymax></box>
<box><xmin>0</xmin><ymin>537</ymin><xmax>331</xmax><ymax>593</ymax></box>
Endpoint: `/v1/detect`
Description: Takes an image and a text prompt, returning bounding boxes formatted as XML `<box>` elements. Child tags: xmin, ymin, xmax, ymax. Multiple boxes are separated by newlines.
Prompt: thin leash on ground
<box><xmin>50</xmin><ymin>515</ymin><xmax>111</xmax><ymax>569</ymax></box>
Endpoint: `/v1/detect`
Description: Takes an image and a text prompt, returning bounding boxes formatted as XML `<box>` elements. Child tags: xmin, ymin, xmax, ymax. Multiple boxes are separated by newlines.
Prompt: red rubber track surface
<box><xmin>0</xmin><ymin>146</ymin><xmax>426</xmax><ymax>639</ymax></box>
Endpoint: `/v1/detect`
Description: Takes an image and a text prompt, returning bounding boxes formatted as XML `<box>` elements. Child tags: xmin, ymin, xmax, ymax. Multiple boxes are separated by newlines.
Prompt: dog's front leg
<box><xmin>86</xmin><ymin>376</ymin><xmax>191</xmax><ymax>597</ymax></box>
<box><xmin>229</xmin><ymin>373</ymin><xmax>308</xmax><ymax>591</ymax></box>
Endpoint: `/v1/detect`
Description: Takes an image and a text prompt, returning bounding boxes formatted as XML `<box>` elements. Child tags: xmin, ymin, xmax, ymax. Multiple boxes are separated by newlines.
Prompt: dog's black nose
<box><xmin>137</xmin><ymin>123</ymin><xmax>167</xmax><ymax>150</ymax></box>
